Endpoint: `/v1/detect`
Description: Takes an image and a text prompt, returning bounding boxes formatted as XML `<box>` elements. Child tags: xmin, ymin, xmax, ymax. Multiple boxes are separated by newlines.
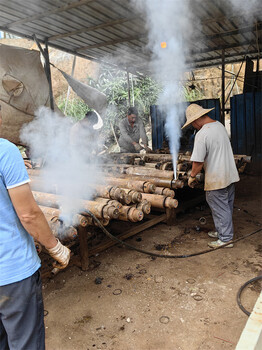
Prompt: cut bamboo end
<box><xmin>165</xmin><ymin>197</ymin><xmax>178</xmax><ymax>209</ymax></box>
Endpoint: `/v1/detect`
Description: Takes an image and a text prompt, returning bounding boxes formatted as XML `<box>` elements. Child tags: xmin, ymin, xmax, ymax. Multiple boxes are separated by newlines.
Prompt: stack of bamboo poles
<box><xmin>27</xmin><ymin>164</ymin><xmax>179</xmax><ymax>245</ymax></box>
<box><xmin>27</xmin><ymin>152</ymin><xmax>250</xmax><ymax>246</ymax></box>
<box><xmin>99</xmin><ymin>152</ymin><xmax>251</xmax><ymax>184</ymax></box>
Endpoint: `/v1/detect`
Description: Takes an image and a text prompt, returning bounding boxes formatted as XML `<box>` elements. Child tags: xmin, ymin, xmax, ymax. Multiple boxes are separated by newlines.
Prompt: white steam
<box><xmin>131</xmin><ymin>0</ymin><xmax>196</xmax><ymax>177</ymax></box>
<box><xmin>21</xmin><ymin>107</ymin><xmax>103</xmax><ymax>225</ymax></box>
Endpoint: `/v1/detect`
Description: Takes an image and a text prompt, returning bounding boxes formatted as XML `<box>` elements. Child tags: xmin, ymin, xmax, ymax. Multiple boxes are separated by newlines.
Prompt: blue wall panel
<box><xmin>230</xmin><ymin>92</ymin><xmax>262</xmax><ymax>165</ymax></box>
<box><xmin>151</xmin><ymin>98</ymin><xmax>220</xmax><ymax>150</ymax></box>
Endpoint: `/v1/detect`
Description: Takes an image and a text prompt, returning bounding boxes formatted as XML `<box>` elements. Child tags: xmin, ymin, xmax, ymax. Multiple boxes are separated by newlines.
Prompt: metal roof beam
<box><xmin>201</xmin><ymin>11</ymin><xmax>262</xmax><ymax>25</ymax></box>
<box><xmin>187</xmin><ymin>49</ymin><xmax>260</xmax><ymax>66</ymax></box>
<box><xmin>76</xmin><ymin>34</ymin><xmax>146</xmax><ymax>52</ymax></box>
<box><xmin>191</xmin><ymin>53</ymin><xmax>259</xmax><ymax>70</ymax></box>
<box><xmin>4</xmin><ymin>0</ymin><xmax>95</xmax><ymax>28</ymax></box>
<box><xmin>205</xmin><ymin>22</ymin><xmax>262</xmax><ymax>40</ymax></box>
<box><xmin>190</xmin><ymin>40</ymin><xmax>260</xmax><ymax>56</ymax></box>
<box><xmin>48</xmin><ymin>16</ymin><xmax>138</xmax><ymax>42</ymax></box>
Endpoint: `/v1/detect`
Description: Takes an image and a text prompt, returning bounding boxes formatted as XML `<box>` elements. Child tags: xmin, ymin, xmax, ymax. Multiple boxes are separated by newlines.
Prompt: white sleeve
<box><xmin>190</xmin><ymin>132</ymin><xmax>206</xmax><ymax>162</ymax></box>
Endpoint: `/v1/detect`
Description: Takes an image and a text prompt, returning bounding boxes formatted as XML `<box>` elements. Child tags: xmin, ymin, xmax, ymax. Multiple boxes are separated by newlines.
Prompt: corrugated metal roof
<box><xmin>0</xmin><ymin>0</ymin><xmax>261</xmax><ymax>73</ymax></box>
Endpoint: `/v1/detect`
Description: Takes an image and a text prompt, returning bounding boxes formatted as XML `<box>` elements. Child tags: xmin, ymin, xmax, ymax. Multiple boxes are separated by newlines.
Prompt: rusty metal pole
<box><xmin>127</xmin><ymin>70</ymin><xmax>131</xmax><ymax>107</ymax></box>
<box><xmin>221</xmin><ymin>49</ymin><xmax>225</xmax><ymax>125</ymax></box>
<box><xmin>44</xmin><ymin>39</ymin><xmax>54</xmax><ymax>111</ymax></box>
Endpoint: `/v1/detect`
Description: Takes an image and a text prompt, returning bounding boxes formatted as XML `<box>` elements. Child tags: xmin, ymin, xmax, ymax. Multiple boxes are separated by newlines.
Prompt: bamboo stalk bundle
<box><xmin>118</xmin><ymin>206</ymin><xmax>144</xmax><ymax>222</ymax></box>
<box><xmin>92</xmin><ymin>185</ymin><xmax>126</xmax><ymax>201</ymax></box>
<box><xmin>134</xmin><ymin>199</ymin><xmax>151</xmax><ymax>215</ymax></box>
<box><xmin>94</xmin><ymin>197</ymin><xmax>123</xmax><ymax>210</ymax></box>
<box><xmin>154</xmin><ymin>187</ymin><xmax>175</xmax><ymax>198</ymax></box>
<box><xmin>106</xmin><ymin>177</ymin><xmax>156</xmax><ymax>193</ymax></box>
<box><xmin>121</xmin><ymin>188</ymin><xmax>142</xmax><ymax>203</ymax></box>
<box><xmin>141</xmin><ymin>193</ymin><xmax>178</xmax><ymax>209</ymax></box>
<box><xmin>125</xmin><ymin>166</ymin><xmax>174</xmax><ymax>179</ymax></box>
<box><xmin>120</xmin><ymin>193</ymin><xmax>132</xmax><ymax>205</ymax></box>
<box><xmin>30</xmin><ymin>176</ymin><xmax>126</xmax><ymax>204</ymax></box>
<box><xmin>41</xmin><ymin>211</ymin><xmax>78</xmax><ymax>243</ymax></box>
<box><xmin>118</xmin><ymin>174</ymin><xmax>184</xmax><ymax>189</ymax></box>
<box><xmin>39</xmin><ymin>205</ymin><xmax>89</xmax><ymax>227</ymax></box>
<box><xmin>32</xmin><ymin>191</ymin><xmax>119</xmax><ymax>220</ymax></box>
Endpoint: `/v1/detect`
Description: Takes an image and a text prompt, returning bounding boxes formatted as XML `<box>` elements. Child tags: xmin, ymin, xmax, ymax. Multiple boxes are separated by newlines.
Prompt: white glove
<box><xmin>188</xmin><ymin>175</ymin><xmax>197</xmax><ymax>188</ymax></box>
<box><xmin>47</xmin><ymin>239</ymin><xmax>71</xmax><ymax>269</ymax></box>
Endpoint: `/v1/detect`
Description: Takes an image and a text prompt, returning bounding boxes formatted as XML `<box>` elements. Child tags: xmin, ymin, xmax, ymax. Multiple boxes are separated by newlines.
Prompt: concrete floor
<box><xmin>42</xmin><ymin>174</ymin><xmax>262</xmax><ymax>350</ymax></box>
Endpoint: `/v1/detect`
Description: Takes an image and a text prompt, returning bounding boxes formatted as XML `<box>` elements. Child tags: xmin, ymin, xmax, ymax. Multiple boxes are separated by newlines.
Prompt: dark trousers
<box><xmin>205</xmin><ymin>183</ymin><xmax>235</xmax><ymax>242</ymax></box>
<box><xmin>0</xmin><ymin>270</ymin><xmax>45</xmax><ymax>350</ymax></box>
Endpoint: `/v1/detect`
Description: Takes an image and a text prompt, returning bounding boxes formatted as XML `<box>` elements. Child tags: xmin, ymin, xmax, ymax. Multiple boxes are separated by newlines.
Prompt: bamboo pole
<box><xmin>118</xmin><ymin>206</ymin><xmax>144</xmax><ymax>222</ymax></box>
<box><xmin>125</xmin><ymin>166</ymin><xmax>174</xmax><ymax>179</ymax></box>
<box><xmin>141</xmin><ymin>193</ymin><xmax>178</xmax><ymax>209</ymax></box>
<box><xmin>134</xmin><ymin>200</ymin><xmax>151</xmax><ymax>215</ymax></box>
<box><xmin>117</xmin><ymin>174</ymin><xmax>184</xmax><ymax>189</ymax></box>
<box><xmin>42</xmin><ymin>211</ymin><xmax>77</xmax><ymax>243</ymax></box>
<box><xmin>154</xmin><ymin>187</ymin><xmax>175</xmax><ymax>198</ymax></box>
<box><xmin>32</xmin><ymin>191</ymin><xmax>119</xmax><ymax>220</ymax></box>
<box><xmin>106</xmin><ymin>177</ymin><xmax>156</xmax><ymax>193</ymax></box>
<box><xmin>94</xmin><ymin>197</ymin><xmax>123</xmax><ymax>210</ymax></box>
<box><xmin>39</xmin><ymin>205</ymin><xmax>89</xmax><ymax>227</ymax></box>
<box><xmin>121</xmin><ymin>188</ymin><xmax>142</xmax><ymax>203</ymax></box>
<box><xmin>121</xmin><ymin>193</ymin><xmax>132</xmax><ymax>205</ymax></box>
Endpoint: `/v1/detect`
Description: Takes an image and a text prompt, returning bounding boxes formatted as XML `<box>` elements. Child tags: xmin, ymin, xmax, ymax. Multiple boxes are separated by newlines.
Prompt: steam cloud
<box><xmin>131</xmin><ymin>0</ymin><xmax>196</xmax><ymax>176</ymax></box>
<box><xmin>21</xmin><ymin>107</ymin><xmax>103</xmax><ymax>225</ymax></box>
<box><xmin>131</xmin><ymin>0</ymin><xmax>261</xmax><ymax>174</ymax></box>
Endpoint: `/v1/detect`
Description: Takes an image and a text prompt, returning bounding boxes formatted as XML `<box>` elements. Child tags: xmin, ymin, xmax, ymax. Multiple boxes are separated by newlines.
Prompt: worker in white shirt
<box><xmin>182</xmin><ymin>104</ymin><xmax>240</xmax><ymax>248</ymax></box>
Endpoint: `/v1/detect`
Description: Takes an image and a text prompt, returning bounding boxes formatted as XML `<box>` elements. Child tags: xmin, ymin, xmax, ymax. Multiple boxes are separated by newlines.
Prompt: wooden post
<box><xmin>44</xmin><ymin>39</ymin><xmax>54</xmax><ymax>111</ymax></box>
<box><xmin>166</xmin><ymin>208</ymin><xmax>176</xmax><ymax>226</ymax></box>
<box><xmin>78</xmin><ymin>226</ymin><xmax>89</xmax><ymax>271</ymax></box>
<box><xmin>221</xmin><ymin>49</ymin><xmax>225</xmax><ymax>125</ymax></box>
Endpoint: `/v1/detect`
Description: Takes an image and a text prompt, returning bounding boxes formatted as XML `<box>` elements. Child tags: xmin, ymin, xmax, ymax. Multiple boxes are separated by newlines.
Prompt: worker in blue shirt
<box><xmin>0</xmin><ymin>104</ymin><xmax>71</xmax><ymax>350</ymax></box>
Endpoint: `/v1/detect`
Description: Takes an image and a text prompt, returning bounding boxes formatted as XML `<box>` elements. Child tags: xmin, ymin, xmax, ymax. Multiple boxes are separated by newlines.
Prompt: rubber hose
<box><xmin>237</xmin><ymin>275</ymin><xmax>262</xmax><ymax>316</ymax></box>
<box><xmin>84</xmin><ymin>209</ymin><xmax>262</xmax><ymax>259</ymax></box>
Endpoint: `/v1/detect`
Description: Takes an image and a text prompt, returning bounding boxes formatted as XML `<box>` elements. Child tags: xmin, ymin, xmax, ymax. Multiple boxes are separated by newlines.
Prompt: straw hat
<box><xmin>181</xmin><ymin>104</ymin><xmax>214</xmax><ymax>129</ymax></box>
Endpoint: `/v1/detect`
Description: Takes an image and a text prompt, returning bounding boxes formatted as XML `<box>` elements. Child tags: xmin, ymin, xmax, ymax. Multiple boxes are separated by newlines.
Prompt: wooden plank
<box><xmin>89</xmin><ymin>214</ymin><xmax>166</xmax><ymax>255</ymax></box>
<box><xmin>78</xmin><ymin>226</ymin><xmax>89</xmax><ymax>271</ymax></box>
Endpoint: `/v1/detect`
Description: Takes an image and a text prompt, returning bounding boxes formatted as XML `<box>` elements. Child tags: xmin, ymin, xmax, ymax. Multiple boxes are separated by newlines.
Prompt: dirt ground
<box><xmin>42</xmin><ymin>174</ymin><xmax>262</xmax><ymax>350</ymax></box>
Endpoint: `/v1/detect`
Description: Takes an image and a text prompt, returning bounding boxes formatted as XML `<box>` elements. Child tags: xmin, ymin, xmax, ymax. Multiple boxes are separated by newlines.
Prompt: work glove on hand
<box><xmin>188</xmin><ymin>175</ymin><xmax>197</xmax><ymax>188</ymax></box>
<box><xmin>133</xmin><ymin>142</ymin><xmax>142</xmax><ymax>152</ymax></box>
<box><xmin>144</xmin><ymin>146</ymin><xmax>152</xmax><ymax>153</ymax></box>
<box><xmin>47</xmin><ymin>239</ymin><xmax>71</xmax><ymax>269</ymax></box>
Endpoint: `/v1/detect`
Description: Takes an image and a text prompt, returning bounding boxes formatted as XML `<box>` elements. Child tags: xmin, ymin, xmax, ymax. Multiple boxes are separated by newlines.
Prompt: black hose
<box><xmin>84</xmin><ymin>209</ymin><xmax>262</xmax><ymax>259</ymax></box>
<box><xmin>237</xmin><ymin>275</ymin><xmax>262</xmax><ymax>316</ymax></box>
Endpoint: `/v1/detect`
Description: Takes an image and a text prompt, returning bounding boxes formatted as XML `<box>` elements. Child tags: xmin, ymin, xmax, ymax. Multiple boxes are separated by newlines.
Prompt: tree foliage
<box><xmin>58</xmin><ymin>66</ymin><xmax>162</xmax><ymax>144</ymax></box>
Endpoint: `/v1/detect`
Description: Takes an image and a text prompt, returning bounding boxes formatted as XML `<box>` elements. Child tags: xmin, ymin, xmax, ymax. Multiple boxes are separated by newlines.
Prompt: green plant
<box><xmin>58</xmin><ymin>96</ymin><xmax>92</xmax><ymax>121</ymax></box>
<box><xmin>183</xmin><ymin>84</ymin><xmax>204</xmax><ymax>102</ymax></box>
<box><xmin>58</xmin><ymin>66</ymin><xmax>162</xmax><ymax>146</ymax></box>
<box><xmin>90</xmin><ymin>67</ymin><xmax>162</xmax><ymax>144</ymax></box>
